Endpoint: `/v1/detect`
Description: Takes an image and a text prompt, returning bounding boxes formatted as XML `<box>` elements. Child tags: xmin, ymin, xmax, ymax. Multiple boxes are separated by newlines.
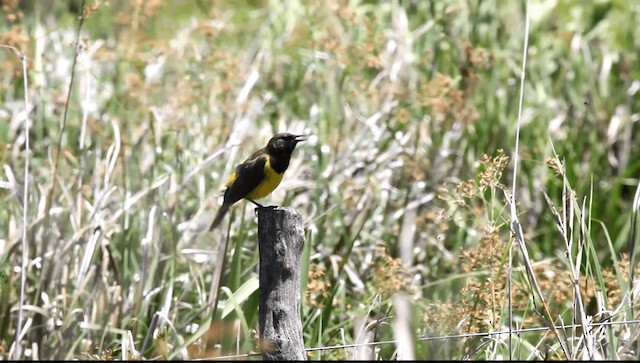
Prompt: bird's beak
<box><xmin>294</xmin><ymin>135</ymin><xmax>309</xmax><ymax>142</ymax></box>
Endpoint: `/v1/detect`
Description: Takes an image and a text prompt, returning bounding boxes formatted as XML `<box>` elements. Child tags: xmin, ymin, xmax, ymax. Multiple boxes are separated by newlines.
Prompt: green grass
<box><xmin>1</xmin><ymin>0</ymin><xmax>640</xmax><ymax>360</ymax></box>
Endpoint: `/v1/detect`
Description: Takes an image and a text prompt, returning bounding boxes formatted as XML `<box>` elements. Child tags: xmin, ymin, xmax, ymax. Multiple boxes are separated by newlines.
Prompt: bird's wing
<box><xmin>222</xmin><ymin>152</ymin><xmax>267</xmax><ymax>206</ymax></box>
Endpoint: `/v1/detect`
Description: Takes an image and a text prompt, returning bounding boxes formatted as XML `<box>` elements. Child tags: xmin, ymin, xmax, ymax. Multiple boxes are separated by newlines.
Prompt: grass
<box><xmin>1</xmin><ymin>0</ymin><xmax>640</xmax><ymax>360</ymax></box>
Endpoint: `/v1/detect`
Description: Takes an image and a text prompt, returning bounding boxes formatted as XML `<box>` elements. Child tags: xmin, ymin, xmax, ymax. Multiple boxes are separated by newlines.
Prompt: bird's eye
<box><xmin>276</xmin><ymin>139</ymin><xmax>285</xmax><ymax>148</ymax></box>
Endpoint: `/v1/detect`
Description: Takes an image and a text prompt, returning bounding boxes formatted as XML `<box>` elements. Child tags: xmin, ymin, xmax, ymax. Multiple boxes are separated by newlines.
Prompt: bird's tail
<box><xmin>209</xmin><ymin>204</ymin><xmax>230</xmax><ymax>231</ymax></box>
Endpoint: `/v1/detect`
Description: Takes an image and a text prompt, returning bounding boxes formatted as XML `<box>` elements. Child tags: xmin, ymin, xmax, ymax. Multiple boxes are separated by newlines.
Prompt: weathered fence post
<box><xmin>257</xmin><ymin>206</ymin><xmax>306</xmax><ymax>361</ymax></box>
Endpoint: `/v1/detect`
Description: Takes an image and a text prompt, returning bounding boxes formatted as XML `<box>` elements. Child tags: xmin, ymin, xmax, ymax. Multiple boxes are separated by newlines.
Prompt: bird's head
<box><xmin>266</xmin><ymin>133</ymin><xmax>307</xmax><ymax>155</ymax></box>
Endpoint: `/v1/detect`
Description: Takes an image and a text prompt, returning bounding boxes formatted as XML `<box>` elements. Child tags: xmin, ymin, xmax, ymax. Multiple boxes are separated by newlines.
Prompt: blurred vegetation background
<box><xmin>1</xmin><ymin>0</ymin><xmax>639</xmax><ymax>360</ymax></box>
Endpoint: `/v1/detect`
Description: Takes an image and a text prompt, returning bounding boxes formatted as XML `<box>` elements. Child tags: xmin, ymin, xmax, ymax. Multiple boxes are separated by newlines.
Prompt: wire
<box><xmin>201</xmin><ymin>318</ymin><xmax>640</xmax><ymax>360</ymax></box>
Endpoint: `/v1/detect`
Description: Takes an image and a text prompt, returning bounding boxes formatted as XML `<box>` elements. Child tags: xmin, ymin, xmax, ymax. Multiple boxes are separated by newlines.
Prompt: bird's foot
<box><xmin>248</xmin><ymin>199</ymin><xmax>264</xmax><ymax>208</ymax></box>
<box><xmin>249</xmin><ymin>200</ymin><xmax>279</xmax><ymax>216</ymax></box>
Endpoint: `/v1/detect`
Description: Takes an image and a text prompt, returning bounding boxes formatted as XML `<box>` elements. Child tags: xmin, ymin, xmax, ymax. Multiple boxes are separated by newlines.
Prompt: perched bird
<box><xmin>209</xmin><ymin>133</ymin><xmax>307</xmax><ymax>230</ymax></box>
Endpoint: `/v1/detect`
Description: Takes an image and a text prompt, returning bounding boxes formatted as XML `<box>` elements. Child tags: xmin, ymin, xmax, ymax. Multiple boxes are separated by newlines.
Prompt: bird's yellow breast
<box><xmin>247</xmin><ymin>157</ymin><xmax>284</xmax><ymax>200</ymax></box>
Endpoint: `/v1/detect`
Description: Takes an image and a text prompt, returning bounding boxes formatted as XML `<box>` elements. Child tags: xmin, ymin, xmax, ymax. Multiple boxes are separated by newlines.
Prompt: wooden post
<box><xmin>257</xmin><ymin>206</ymin><xmax>306</xmax><ymax>361</ymax></box>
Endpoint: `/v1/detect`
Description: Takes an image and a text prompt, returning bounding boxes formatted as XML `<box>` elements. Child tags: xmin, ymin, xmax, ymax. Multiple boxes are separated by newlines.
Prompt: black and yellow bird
<box><xmin>209</xmin><ymin>133</ymin><xmax>307</xmax><ymax>230</ymax></box>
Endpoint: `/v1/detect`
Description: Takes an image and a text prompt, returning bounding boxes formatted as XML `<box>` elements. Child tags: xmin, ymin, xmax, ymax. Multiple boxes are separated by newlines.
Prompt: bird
<box><xmin>209</xmin><ymin>133</ymin><xmax>307</xmax><ymax>230</ymax></box>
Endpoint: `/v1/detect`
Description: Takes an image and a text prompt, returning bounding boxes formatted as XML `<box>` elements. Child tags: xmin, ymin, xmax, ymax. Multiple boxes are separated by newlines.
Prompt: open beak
<box><xmin>294</xmin><ymin>135</ymin><xmax>309</xmax><ymax>143</ymax></box>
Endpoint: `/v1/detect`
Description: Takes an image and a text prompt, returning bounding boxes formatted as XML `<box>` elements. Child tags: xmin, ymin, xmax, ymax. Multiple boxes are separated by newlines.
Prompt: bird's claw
<box><xmin>254</xmin><ymin>205</ymin><xmax>278</xmax><ymax>216</ymax></box>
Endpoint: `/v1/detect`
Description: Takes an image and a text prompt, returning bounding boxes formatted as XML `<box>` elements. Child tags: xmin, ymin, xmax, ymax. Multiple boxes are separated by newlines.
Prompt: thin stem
<box><xmin>0</xmin><ymin>44</ymin><xmax>30</xmax><ymax>361</ymax></box>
